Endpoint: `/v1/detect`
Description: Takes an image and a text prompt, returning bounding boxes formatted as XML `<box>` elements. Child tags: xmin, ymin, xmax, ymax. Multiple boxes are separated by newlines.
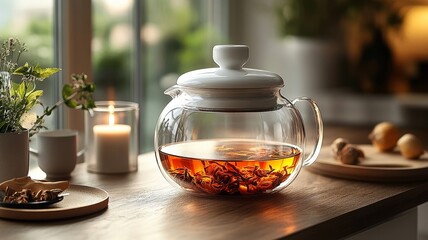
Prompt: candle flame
<box><xmin>108</xmin><ymin>105</ymin><xmax>115</xmax><ymax>125</ymax></box>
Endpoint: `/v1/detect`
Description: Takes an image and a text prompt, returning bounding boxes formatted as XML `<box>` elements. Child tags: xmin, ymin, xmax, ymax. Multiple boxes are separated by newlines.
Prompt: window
<box><xmin>1</xmin><ymin>0</ymin><xmax>229</xmax><ymax>152</ymax></box>
<box><xmin>92</xmin><ymin>0</ymin><xmax>228</xmax><ymax>151</ymax></box>
<box><xmin>0</xmin><ymin>0</ymin><xmax>58</xmax><ymax>129</ymax></box>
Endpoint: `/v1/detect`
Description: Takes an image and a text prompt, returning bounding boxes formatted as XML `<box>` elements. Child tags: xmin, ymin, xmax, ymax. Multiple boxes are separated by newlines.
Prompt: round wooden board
<box><xmin>0</xmin><ymin>184</ymin><xmax>109</xmax><ymax>221</ymax></box>
<box><xmin>308</xmin><ymin>145</ymin><xmax>428</xmax><ymax>182</ymax></box>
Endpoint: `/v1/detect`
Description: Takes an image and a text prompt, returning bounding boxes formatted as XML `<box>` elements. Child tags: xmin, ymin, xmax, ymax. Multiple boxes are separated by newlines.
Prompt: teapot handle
<box><xmin>292</xmin><ymin>97</ymin><xmax>323</xmax><ymax>166</ymax></box>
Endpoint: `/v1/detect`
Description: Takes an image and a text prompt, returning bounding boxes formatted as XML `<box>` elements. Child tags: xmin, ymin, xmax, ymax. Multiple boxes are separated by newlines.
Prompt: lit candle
<box><xmin>93</xmin><ymin>105</ymin><xmax>131</xmax><ymax>173</ymax></box>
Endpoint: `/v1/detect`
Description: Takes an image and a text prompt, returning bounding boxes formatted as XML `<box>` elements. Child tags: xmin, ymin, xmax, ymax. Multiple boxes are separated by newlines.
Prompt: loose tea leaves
<box><xmin>2</xmin><ymin>186</ymin><xmax>63</xmax><ymax>204</ymax></box>
<box><xmin>169</xmin><ymin>162</ymin><xmax>290</xmax><ymax>195</ymax></box>
<box><xmin>160</xmin><ymin>140</ymin><xmax>302</xmax><ymax>195</ymax></box>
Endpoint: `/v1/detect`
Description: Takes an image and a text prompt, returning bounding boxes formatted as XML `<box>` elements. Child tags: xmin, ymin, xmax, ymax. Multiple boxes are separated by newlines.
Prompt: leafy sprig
<box><xmin>0</xmin><ymin>37</ymin><xmax>96</xmax><ymax>136</ymax></box>
<box><xmin>62</xmin><ymin>73</ymin><xmax>96</xmax><ymax>110</ymax></box>
<box><xmin>0</xmin><ymin>37</ymin><xmax>28</xmax><ymax>73</ymax></box>
<box><xmin>14</xmin><ymin>63</ymin><xmax>60</xmax><ymax>82</ymax></box>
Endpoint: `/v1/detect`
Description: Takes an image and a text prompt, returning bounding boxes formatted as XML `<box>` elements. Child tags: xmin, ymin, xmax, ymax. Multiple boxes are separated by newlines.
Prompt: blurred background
<box><xmin>1</xmin><ymin>0</ymin><xmax>428</xmax><ymax>152</ymax></box>
<box><xmin>1</xmin><ymin>1</ymin><xmax>428</xmax><ymax>237</ymax></box>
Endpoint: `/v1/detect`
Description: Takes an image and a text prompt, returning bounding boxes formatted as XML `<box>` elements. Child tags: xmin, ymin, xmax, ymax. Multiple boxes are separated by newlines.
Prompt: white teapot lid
<box><xmin>177</xmin><ymin>45</ymin><xmax>284</xmax><ymax>89</ymax></box>
<box><xmin>174</xmin><ymin>45</ymin><xmax>284</xmax><ymax>111</ymax></box>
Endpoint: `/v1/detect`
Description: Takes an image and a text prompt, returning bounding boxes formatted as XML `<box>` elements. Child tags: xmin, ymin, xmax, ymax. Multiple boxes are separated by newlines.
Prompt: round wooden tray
<box><xmin>308</xmin><ymin>145</ymin><xmax>428</xmax><ymax>182</ymax></box>
<box><xmin>0</xmin><ymin>184</ymin><xmax>109</xmax><ymax>220</ymax></box>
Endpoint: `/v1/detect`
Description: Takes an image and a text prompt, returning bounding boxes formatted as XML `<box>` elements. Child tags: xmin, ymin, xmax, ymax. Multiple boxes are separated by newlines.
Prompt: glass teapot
<box><xmin>154</xmin><ymin>45</ymin><xmax>323</xmax><ymax>196</ymax></box>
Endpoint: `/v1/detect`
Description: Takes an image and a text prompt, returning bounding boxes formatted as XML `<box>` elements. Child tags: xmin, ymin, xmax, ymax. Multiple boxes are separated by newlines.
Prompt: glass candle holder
<box><xmin>85</xmin><ymin>101</ymin><xmax>139</xmax><ymax>173</ymax></box>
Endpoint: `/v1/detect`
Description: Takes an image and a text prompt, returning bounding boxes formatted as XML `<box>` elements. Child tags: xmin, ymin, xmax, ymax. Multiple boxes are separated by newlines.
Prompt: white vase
<box><xmin>280</xmin><ymin>37</ymin><xmax>340</xmax><ymax>98</ymax></box>
<box><xmin>0</xmin><ymin>131</ymin><xmax>29</xmax><ymax>182</ymax></box>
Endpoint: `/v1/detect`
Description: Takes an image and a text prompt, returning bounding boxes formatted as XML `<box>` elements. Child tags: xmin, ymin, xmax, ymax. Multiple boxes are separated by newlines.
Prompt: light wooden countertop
<box><xmin>1</xmin><ymin>126</ymin><xmax>428</xmax><ymax>239</ymax></box>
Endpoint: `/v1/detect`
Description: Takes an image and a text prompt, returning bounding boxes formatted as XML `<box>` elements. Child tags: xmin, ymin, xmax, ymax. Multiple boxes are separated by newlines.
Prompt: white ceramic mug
<box><xmin>31</xmin><ymin>130</ymin><xmax>81</xmax><ymax>180</ymax></box>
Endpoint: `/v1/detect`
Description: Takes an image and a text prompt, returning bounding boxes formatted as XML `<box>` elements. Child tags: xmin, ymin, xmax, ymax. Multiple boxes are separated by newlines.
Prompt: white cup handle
<box><xmin>29</xmin><ymin>147</ymin><xmax>39</xmax><ymax>156</ymax></box>
<box><xmin>77</xmin><ymin>149</ymin><xmax>85</xmax><ymax>157</ymax></box>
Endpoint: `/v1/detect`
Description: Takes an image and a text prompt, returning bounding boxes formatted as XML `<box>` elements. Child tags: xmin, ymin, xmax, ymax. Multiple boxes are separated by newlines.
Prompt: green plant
<box><xmin>275</xmin><ymin>0</ymin><xmax>406</xmax><ymax>93</ymax></box>
<box><xmin>0</xmin><ymin>37</ymin><xmax>95</xmax><ymax>136</ymax></box>
<box><xmin>342</xmin><ymin>0</ymin><xmax>404</xmax><ymax>32</ymax></box>
<box><xmin>275</xmin><ymin>0</ymin><xmax>343</xmax><ymax>38</ymax></box>
<box><xmin>275</xmin><ymin>0</ymin><xmax>404</xmax><ymax>39</ymax></box>
<box><xmin>342</xmin><ymin>0</ymin><xmax>405</xmax><ymax>93</ymax></box>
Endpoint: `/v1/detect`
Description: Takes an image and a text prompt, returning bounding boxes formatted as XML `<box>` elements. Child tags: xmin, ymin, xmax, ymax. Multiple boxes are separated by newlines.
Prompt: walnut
<box><xmin>330</xmin><ymin>138</ymin><xmax>364</xmax><ymax>165</ymax></box>
<box><xmin>331</xmin><ymin>138</ymin><xmax>350</xmax><ymax>160</ymax></box>
<box><xmin>338</xmin><ymin>144</ymin><xmax>365</xmax><ymax>165</ymax></box>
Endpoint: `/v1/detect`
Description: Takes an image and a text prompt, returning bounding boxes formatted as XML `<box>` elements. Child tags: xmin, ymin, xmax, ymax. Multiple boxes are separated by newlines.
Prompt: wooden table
<box><xmin>1</xmin><ymin>126</ymin><xmax>428</xmax><ymax>239</ymax></box>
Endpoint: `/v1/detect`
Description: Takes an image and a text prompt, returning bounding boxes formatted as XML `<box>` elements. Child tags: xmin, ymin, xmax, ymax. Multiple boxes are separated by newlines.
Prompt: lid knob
<box><xmin>213</xmin><ymin>45</ymin><xmax>249</xmax><ymax>70</ymax></box>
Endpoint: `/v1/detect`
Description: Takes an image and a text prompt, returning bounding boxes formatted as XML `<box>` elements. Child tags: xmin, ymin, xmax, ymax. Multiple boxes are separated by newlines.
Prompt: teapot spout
<box><xmin>164</xmin><ymin>85</ymin><xmax>181</xmax><ymax>98</ymax></box>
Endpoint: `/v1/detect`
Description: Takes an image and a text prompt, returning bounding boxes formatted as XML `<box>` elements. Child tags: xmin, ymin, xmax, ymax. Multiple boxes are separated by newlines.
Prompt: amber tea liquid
<box><xmin>158</xmin><ymin>139</ymin><xmax>301</xmax><ymax>195</ymax></box>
